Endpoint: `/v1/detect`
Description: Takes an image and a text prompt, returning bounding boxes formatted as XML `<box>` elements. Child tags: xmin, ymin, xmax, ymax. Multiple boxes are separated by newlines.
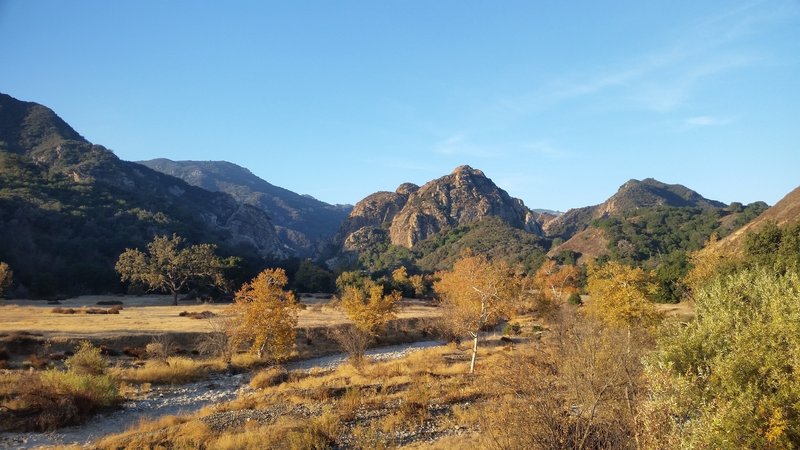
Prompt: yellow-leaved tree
<box><xmin>434</xmin><ymin>252</ymin><xmax>517</xmax><ymax>374</ymax></box>
<box><xmin>228</xmin><ymin>268</ymin><xmax>299</xmax><ymax>361</ymax></box>
<box><xmin>340</xmin><ymin>280</ymin><xmax>401</xmax><ymax>336</ymax></box>
<box><xmin>586</xmin><ymin>261</ymin><xmax>661</xmax><ymax>328</ymax></box>
<box><xmin>533</xmin><ymin>259</ymin><xmax>580</xmax><ymax>306</ymax></box>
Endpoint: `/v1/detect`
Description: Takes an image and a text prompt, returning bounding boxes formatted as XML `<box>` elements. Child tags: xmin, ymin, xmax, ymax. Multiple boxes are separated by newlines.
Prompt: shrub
<box><xmin>0</xmin><ymin>368</ymin><xmax>120</xmax><ymax>431</ymax></box>
<box><xmin>66</xmin><ymin>341</ymin><xmax>107</xmax><ymax>376</ymax></box>
<box><xmin>328</xmin><ymin>325</ymin><xmax>371</xmax><ymax>368</ymax></box>
<box><xmin>250</xmin><ymin>367</ymin><xmax>289</xmax><ymax>389</ymax></box>
<box><xmin>112</xmin><ymin>357</ymin><xmax>211</xmax><ymax>384</ymax></box>
<box><xmin>567</xmin><ymin>292</ymin><xmax>583</xmax><ymax>305</ymax></box>
<box><xmin>179</xmin><ymin>310</ymin><xmax>216</xmax><ymax>319</ymax></box>
<box><xmin>502</xmin><ymin>322</ymin><xmax>522</xmax><ymax>336</ymax></box>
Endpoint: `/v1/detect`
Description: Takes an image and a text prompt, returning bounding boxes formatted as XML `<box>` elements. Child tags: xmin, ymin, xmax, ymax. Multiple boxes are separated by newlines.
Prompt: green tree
<box><xmin>293</xmin><ymin>260</ymin><xmax>335</xmax><ymax>293</ymax></box>
<box><xmin>115</xmin><ymin>234</ymin><xmax>228</xmax><ymax>305</ymax></box>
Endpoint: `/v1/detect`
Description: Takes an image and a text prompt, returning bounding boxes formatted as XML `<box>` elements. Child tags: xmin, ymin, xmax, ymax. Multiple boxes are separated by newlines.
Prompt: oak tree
<box><xmin>0</xmin><ymin>262</ymin><xmax>12</xmax><ymax>298</ymax></box>
<box><xmin>228</xmin><ymin>268</ymin><xmax>299</xmax><ymax>361</ymax></box>
<box><xmin>115</xmin><ymin>234</ymin><xmax>227</xmax><ymax>305</ymax></box>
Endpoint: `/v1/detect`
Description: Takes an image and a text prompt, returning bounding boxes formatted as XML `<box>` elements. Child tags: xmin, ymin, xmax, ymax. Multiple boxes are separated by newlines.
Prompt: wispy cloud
<box><xmin>520</xmin><ymin>140</ymin><xmax>572</xmax><ymax>159</ymax></box>
<box><xmin>433</xmin><ymin>134</ymin><xmax>496</xmax><ymax>157</ymax></box>
<box><xmin>684</xmin><ymin>115</ymin><xmax>735</xmax><ymax>127</ymax></box>
<box><xmin>498</xmin><ymin>1</ymin><xmax>791</xmax><ymax>116</ymax></box>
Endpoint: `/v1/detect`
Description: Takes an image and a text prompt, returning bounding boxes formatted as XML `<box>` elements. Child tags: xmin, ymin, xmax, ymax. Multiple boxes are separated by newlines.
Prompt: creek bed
<box><xmin>0</xmin><ymin>340</ymin><xmax>442</xmax><ymax>449</ymax></box>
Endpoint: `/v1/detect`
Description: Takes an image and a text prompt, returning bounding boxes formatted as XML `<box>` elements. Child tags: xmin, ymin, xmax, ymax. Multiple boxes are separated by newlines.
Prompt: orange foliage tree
<box><xmin>228</xmin><ymin>268</ymin><xmax>299</xmax><ymax>361</ymax></box>
<box><xmin>533</xmin><ymin>259</ymin><xmax>580</xmax><ymax>305</ymax></box>
<box><xmin>434</xmin><ymin>252</ymin><xmax>518</xmax><ymax>373</ymax></box>
<box><xmin>340</xmin><ymin>280</ymin><xmax>401</xmax><ymax>336</ymax></box>
<box><xmin>586</xmin><ymin>261</ymin><xmax>661</xmax><ymax>328</ymax></box>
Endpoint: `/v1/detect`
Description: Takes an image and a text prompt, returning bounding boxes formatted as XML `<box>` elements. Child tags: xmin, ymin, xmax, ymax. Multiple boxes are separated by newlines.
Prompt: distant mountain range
<box><xmin>138</xmin><ymin>159</ymin><xmax>352</xmax><ymax>256</ymax></box>
<box><xmin>0</xmin><ymin>91</ymin><xmax>790</xmax><ymax>298</ymax></box>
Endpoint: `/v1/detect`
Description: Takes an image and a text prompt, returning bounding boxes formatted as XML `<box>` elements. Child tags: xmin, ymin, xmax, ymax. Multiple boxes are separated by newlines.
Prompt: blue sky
<box><xmin>1</xmin><ymin>1</ymin><xmax>798</xmax><ymax>210</ymax></box>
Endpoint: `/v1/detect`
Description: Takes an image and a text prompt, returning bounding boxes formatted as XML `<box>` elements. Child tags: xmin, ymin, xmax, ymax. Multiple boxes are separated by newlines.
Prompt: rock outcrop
<box><xmin>338</xmin><ymin>166</ymin><xmax>542</xmax><ymax>251</ymax></box>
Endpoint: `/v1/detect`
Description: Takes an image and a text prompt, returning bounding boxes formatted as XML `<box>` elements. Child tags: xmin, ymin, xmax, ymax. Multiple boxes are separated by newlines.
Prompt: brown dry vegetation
<box><xmin>92</xmin><ymin>308</ymin><xmax>652</xmax><ymax>450</ymax></box>
<box><xmin>0</xmin><ymin>296</ymin><xmax>438</xmax><ymax>339</ymax></box>
<box><xmin>94</xmin><ymin>341</ymin><xmax>497</xmax><ymax>449</ymax></box>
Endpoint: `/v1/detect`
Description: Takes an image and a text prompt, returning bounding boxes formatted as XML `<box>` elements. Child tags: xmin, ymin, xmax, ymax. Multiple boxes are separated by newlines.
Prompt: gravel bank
<box><xmin>0</xmin><ymin>340</ymin><xmax>442</xmax><ymax>449</ymax></box>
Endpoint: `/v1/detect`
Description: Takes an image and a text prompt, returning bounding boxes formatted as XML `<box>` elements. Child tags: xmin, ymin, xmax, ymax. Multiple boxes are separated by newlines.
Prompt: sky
<box><xmin>1</xmin><ymin>1</ymin><xmax>798</xmax><ymax>211</ymax></box>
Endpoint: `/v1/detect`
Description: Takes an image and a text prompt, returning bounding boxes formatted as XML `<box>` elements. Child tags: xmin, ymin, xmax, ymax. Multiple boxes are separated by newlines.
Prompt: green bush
<box><xmin>41</xmin><ymin>370</ymin><xmax>118</xmax><ymax>407</ymax></box>
<box><xmin>567</xmin><ymin>292</ymin><xmax>582</xmax><ymax>305</ymax></box>
<box><xmin>65</xmin><ymin>341</ymin><xmax>107</xmax><ymax>375</ymax></box>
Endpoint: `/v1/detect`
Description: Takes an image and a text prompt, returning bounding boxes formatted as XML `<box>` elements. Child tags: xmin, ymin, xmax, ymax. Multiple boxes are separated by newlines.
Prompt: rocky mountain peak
<box><xmin>396</xmin><ymin>182</ymin><xmax>420</xmax><ymax>196</ymax></box>
<box><xmin>334</xmin><ymin>166</ymin><xmax>541</xmax><ymax>251</ymax></box>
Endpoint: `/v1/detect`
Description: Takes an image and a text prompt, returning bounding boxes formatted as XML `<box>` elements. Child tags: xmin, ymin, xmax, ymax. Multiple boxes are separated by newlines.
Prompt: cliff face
<box><xmin>338</xmin><ymin>166</ymin><xmax>542</xmax><ymax>252</ymax></box>
<box><xmin>388</xmin><ymin>166</ymin><xmax>540</xmax><ymax>247</ymax></box>
<box><xmin>337</xmin><ymin>186</ymin><xmax>416</xmax><ymax>252</ymax></box>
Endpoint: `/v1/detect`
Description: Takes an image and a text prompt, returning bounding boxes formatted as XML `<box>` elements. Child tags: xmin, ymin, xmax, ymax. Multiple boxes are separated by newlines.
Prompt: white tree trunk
<box><xmin>469</xmin><ymin>332</ymin><xmax>479</xmax><ymax>374</ymax></box>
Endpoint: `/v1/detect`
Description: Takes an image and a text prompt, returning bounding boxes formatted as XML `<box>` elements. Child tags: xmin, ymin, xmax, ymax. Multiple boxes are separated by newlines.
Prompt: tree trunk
<box><xmin>172</xmin><ymin>290</ymin><xmax>179</xmax><ymax>306</ymax></box>
<box><xmin>258</xmin><ymin>342</ymin><xmax>266</xmax><ymax>360</ymax></box>
<box><xmin>469</xmin><ymin>332</ymin><xmax>479</xmax><ymax>374</ymax></box>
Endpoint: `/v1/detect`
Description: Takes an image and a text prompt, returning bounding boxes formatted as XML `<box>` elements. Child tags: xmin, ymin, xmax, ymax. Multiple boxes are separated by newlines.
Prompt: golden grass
<box><xmin>0</xmin><ymin>296</ymin><xmax>439</xmax><ymax>339</ymax></box>
<box><xmin>249</xmin><ymin>366</ymin><xmax>289</xmax><ymax>389</ymax></box>
<box><xmin>93</xmin><ymin>339</ymin><xmax>516</xmax><ymax>449</ymax></box>
<box><xmin>111</xmin><ymin>357</ymin><xmax>226</xmax><ymax>385</ymax></box>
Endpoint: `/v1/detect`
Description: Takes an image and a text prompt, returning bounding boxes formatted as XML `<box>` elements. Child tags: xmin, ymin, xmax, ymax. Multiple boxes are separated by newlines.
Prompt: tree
<box><xmin>115</xmin><ymin>234</ymin><xmax>227</xmax><ymax>305</ymax></box>
<box><xmin>293</xmin><ymin>260</ymin><xmax>335</xmax><ymax>293</ymax></box>
<box><xmin>586</xmin><ymin>261</ymin><xmax>661</xmax><ymax>329</ymax></box>
<box><xmin>340</xmin><ymin>280</ymin><xmax>400</xmax><ymax>336</ymax></box>
<box><xmin>228</xmin><ymin>268</ymin><xmax>299</xmax><ymax>361</ymax></box>
<box><xmin>533</xmin><ymin>259</ymin><xmax>580</xmax><ymax>305</ymax></box>
<box><xmin>434</xmin><ymin>252</ymin><xmax>517</xmax><ymax>374</ymax></box>
<box><xmin>0</xmin><ymin>262</ymin><xmax>12</xmax><ymax>298</ymax></box>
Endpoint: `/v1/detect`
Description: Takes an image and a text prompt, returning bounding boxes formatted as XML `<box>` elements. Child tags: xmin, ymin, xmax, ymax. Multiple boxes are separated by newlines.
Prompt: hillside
<box><xmin>139</xmin><ymin>159</ymin><xmax>352</xmax><ymax>256</ymax></box>
<box><xmin>547</xmin><ymin>179</ymin><xmax>767</xmax><ymax>265</ymax></box>
<box><xmin>706</xmin><ymin>185</ymin><xmax>800</xmax><ymax>255</ymax></box>
<box><xmin>544</xmin><ymin>178</ymin><xmax>725</xmax><ymax>240</ymax></box>
<box><xmin>0</xmin><ymin>93</ymin><xmax>285</xmax><ymax>297</ymax></box>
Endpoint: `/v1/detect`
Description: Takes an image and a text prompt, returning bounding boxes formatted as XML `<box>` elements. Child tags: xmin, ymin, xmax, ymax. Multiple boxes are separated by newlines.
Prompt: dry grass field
<box><xmin>0</xmin><ymin>295</ymin><xmax>441</xmax><ymax>339</ymax></box>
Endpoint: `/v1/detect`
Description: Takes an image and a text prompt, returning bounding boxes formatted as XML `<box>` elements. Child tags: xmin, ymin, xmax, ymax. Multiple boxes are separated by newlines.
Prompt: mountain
<box><xmin>707</xmin><ymin>185</ymin><xmax>800</xmax><ymax>255</ymax></box>
<box><xmin>544</xmin><ymin>178</ymin><xmax>725</xmax><ymax>240</ymax></box>
<box><xmin>546</xmin><ymin>178</ymin><xmax>766</xmax><ymax>264</ymax></box>
<box><xmin>336</xmin><ymin>166</ymin><xmax>545</xmax><ymax>268</ymax></box>
<box><xmin>388</xmin><ymin>166</ymin><xmax>541</xmax><ymax>247</ymax></box>
<box><xmin>138</xmin><ymin>159</ymin><xmax>352</xmax><ymax>256</ymax></box>
<box><xmin>0</xmin><ymin>93</ymin><xmax>284</xmax><ymax>297</ymax></box>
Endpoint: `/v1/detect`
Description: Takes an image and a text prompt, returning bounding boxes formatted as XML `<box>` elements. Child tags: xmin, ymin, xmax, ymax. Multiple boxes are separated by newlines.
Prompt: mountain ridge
<box><xmin>0</xmin><ymin>92</ymin><xmax>285</xmax><ymax>296</ymax></box>
<box><xmin>138</xmin><ymin>158</ymin><xmax>352</xmax><ymax>256</ymax></box>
